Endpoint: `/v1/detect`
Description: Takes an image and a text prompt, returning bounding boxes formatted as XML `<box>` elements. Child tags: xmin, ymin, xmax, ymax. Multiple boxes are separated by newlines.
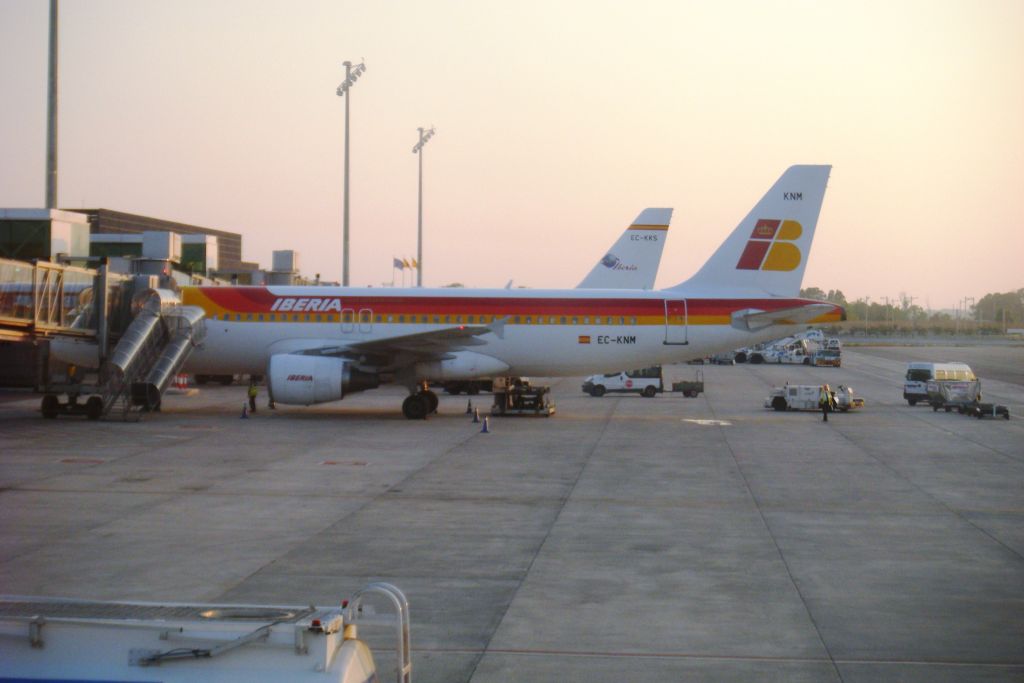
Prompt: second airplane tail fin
<box><xmin>669</xmin><ymin>165</ymin><xmax>831</xmax><ymax>297</ymax></box>
<box><xmin>577</xmin><ymin>208</ymin><xmax>673</xmax><ymax>289</ymax></box>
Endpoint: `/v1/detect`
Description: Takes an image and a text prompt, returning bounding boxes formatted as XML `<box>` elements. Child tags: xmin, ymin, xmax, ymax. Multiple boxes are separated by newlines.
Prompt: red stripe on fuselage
<box><xmin>191</xmin><ymin>288</ymin><xmax>828</xmax><ymax>318</ymax></box>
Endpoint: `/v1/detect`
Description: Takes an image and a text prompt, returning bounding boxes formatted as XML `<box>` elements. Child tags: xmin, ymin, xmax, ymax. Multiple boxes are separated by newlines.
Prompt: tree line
<box><xmin>799</xmin><ymin>287</ymin><xmax>1024</xmax><ymax>334</ymax></box>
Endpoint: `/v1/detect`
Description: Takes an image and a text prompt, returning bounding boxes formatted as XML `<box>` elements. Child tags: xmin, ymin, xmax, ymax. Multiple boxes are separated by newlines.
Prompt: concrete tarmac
<box><xmin>1</xmin><ymin>347</ymin><xmax>1023</xmax><ymax>682</ymax></box>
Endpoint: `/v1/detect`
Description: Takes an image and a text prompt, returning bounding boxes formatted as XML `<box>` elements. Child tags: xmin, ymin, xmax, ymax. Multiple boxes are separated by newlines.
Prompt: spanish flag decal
<box><xmin>578</xmin><ymin>335</ymin><xmax>591</xmax><ymax>344</ymax></box>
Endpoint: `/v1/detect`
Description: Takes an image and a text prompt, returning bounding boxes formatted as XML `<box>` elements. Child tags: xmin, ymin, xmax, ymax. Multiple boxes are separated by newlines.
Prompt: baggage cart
<box><xmin>966</xmin><ymin>402</ymin><xmax>1010</xmax><ymax>420</ymax></box>
<box><xmin>672</xmin><ymin>369</ymin><xmax>704</xmax><ymax>397</ymax></box>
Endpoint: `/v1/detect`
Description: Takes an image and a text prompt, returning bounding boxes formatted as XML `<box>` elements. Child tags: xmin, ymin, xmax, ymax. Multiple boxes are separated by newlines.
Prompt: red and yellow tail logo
<box><xmin>735</xmin><ymin>219</ymin><xmax>802</xmax><ymax>271</ymax></box>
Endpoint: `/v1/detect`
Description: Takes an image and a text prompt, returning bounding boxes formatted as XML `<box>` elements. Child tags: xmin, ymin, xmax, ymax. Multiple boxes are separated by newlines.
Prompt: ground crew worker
<box><xmin>247</xmin><ymin>382</ymin><xmax>258</xmax><ymax>413</ymax></box>
<box><xmin>819</xmin><ymin>383</ymin><xmax>833</xmax><ymax>422</ymax></box>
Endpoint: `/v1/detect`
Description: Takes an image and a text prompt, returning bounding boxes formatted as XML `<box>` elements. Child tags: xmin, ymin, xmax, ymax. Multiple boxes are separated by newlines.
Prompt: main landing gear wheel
<box><xmin>85</xmin><ymin>396</ymin><xmax>104</xmax><ymax>421</ymax></box>
<box><xmin>424</xmin><ymin>390</ymin><xmax>439</xmax><ymax>414</ymax></box>
<box><xmin>41</xmin><ymin>394</ymin><xmax>59</xmax><ymax>419</ymax></box>
<box><xmin>402</xmin><ymin>394</ymin><xmax>430</xmax><ymax>420</ymax></box>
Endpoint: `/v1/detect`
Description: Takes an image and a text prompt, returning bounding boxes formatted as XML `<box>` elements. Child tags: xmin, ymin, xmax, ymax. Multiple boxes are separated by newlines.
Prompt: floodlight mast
<box><xmin>336</xmin><ymin>61</ymin><xmax>366</xmax><ymax>286</ymax></box>
<box><xmin>412</xmin><ymin>127</ymin><xmax>435</xmax><ymax>287</ymax></box>
<box><xmin>45</xmin><ymin>0</ymin><xmax>59</xmax><ymax>209</ymax></box>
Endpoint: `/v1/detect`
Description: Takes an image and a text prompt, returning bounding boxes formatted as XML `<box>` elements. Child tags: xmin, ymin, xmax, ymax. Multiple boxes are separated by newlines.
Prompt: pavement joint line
<box><xmin>824</xmin><ymin>414</ymin><xmax>1024</xmax><ymax>565</ymax></box>
<box><xmin>879</xmin><ymin>398</ymin><xmax>1024</xmax><ymax>465</ymax></box>
<box><xmin>211</xmin><ymin>422</ymin><xmax>486</xmax><ymax>603</ymax></box>
<box><xmin>1</xmin><ymin>427</ymin><xmax>219</xmax><ymax>492</ymax></box>
<box><xmin>409</xmin><ymin>645</ymin><xmax>1024</xmax><ymax>667</ymax></box>
<box><xmin>706</xmin><ymin>398</ymin><xmax>846</xmax><ymax>682</ymax></box>
<box><xmin>466</xmin><ymin>393</ymin><xmax>622</xmax><ymax>681</ymax></box>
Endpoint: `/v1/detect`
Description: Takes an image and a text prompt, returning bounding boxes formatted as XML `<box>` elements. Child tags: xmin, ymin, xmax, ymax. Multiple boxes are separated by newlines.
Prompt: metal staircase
<box><xmin>99</xmin><ymin>293</ymin><xmax>206</xmax><ymax>418</ymax></box>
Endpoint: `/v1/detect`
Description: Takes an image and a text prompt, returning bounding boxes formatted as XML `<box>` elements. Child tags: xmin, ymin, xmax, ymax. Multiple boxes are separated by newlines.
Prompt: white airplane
<box><xmin>177</xmin><ymin>165</ymin><xmax>842</xmax><ymax>418</ymax></box>
<box><xmin>577</xmin><ymin>208</ymin><xmax>671</xmax><ymax>289</ymax></box>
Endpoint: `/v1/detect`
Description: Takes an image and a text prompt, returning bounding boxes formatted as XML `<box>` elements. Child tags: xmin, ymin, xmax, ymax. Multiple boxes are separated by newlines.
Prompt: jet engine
<box><xmin>267</xmin><ymin>355</ymin><xmax>379</xmax><ymax>405</ymax></box>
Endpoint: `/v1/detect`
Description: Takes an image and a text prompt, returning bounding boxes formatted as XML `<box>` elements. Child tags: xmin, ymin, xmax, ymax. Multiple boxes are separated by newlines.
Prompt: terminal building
<box><xmin>0</xmin><ymin>206</ymin><xmax>317</xmax><ymax>393</ymax></box>
<box><xmin>0</xmin><ymin>207</ymin><xmax>310</xmax><ymax>285</ymax></box>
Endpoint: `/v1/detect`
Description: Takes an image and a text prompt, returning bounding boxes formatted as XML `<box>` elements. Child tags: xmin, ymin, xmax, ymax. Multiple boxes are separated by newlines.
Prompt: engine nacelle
<box><xmin>413</xmin><ymin>351</ymin><xmax>509</xmax><ymax>381</ymax></box>
<box><xmin>267</xmin><ymin>355</ymin><xmax>379</xmax><ymax>406</ymax></box>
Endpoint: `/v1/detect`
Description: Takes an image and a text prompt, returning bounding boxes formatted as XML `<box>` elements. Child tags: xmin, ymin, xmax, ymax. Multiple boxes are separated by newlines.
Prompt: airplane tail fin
<box><xmin>669</xmin><ymin>165</ymin><xmax>831</xmax><ymax>297</ymax></box>
<box><xmin>577</xmin><ymin>208</ymin><xmax>672</xmax><ymax>289</ymax></box>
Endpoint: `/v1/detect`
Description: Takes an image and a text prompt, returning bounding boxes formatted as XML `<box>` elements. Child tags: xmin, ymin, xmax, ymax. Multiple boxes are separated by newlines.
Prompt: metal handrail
<box><xmin>344</xmin><ymin>583</ymin><xmax>411</xmax><ymax>683</ymax></box>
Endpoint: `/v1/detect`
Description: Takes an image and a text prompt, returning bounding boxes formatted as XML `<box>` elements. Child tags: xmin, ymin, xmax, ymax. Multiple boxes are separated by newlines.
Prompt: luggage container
<box><xmin>927</xmin><ymin>378</ymin><xmax>981</xmax><ymax>413</ymax></box>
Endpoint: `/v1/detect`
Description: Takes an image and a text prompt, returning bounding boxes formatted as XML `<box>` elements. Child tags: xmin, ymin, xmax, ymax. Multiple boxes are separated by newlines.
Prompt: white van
<box><xmin>582</xmin><ymin>366</ymin><xmax>663</xmax><ymax>398</ymax></box>
<box><xmin>904</xmin><ymin>362</ymin><xmax>976</xmax><ymax>406</ymax></box>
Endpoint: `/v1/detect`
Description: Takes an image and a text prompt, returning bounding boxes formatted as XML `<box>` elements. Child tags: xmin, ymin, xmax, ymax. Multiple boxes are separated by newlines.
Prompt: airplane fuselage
<box><xmin>181</xmin><ymin>285</ymin><xmax>841</xmax><ymax>377</ymax></box>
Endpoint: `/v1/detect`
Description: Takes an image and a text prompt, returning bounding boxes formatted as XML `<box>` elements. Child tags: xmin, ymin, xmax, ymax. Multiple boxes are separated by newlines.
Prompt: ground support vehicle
<box><xmin>904</xmin><ymin>362</ymin><xmax>976</xmax><ymax>406</ymax></box>
<box><xmin>492</xmin><ymin>377</ymin><xmax>555</xmax><ymax>416</ymax></box>
<box><xmin>927</xmin><ymin>379</ymin><xmax>981</xmax><ymax>413</ymax></box>
<box><xmin>0</xmin><ymin>583</ymin><xmax>412</xmax><ymax>683</ymax></box>
<box><xmin>812</xmin><ymin>349</ymin><xmax>842</xmax><ymax>367</ymax></box>
<box><xmin>751</xmin><ymin>337</ymin><xmax>814</xmax><ymax>365</ymax></box>
<box><xmin>582</xmin><ymin>367</ymin><xmax>663</xmax><ymax>398</ymax></box>
<box><xmin>672</xmin><ymin>369</ymin><xmax>704</xmax><ymax>397</ymax></box>
<box><xmin>765</xmin><ymin>384</ymin><xmax>864</xmax><ymax>412</ymax></box>
<box><xmin>966</xmin><ymin>402</ymin><xmax>1010</xmax><ymax>420</ymax></box>
<box><xmin>709</xmin><ymin>352</ymin><xmax>736</xmax><ymax>365</ymax></box>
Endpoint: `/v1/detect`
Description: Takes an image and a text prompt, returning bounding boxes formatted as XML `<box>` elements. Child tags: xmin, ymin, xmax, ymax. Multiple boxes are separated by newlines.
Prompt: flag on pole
<box><xmin>402</xmin><ymin>258</ymin><xmax>411</xmax><ymax>269</ymax></box>
<box><xmin>393</xmin><ymin>257</ymin><xmax>404</xmax><ymax>270</ymax></box>
<box><xmin>411</xmin><ymin>258</ymin><xmax>418</xmax><ymax>269</ymax></box>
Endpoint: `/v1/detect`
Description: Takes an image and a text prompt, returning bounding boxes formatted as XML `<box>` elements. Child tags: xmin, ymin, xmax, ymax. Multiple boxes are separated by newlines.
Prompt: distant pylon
<box><xmin>240</xmin><ymin>402</ymin><xmax>249</xmax><ymax>419</ymax></box>
<box><xmin>480</xmin><ymin>416</ymin><xmax>490</xmax><ymax>433</ymax></box>
<box><xmin>472</xmin><ymin>407</ymin><xmax>480</xmax><ymax>423</ymax></box>
<box><xmin>466</xmin><ymin>399</ymin><xmax>473</xmax><ymax>414</ymax></box>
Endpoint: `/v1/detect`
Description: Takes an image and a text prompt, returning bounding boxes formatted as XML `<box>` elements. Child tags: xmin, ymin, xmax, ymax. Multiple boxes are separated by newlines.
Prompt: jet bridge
<box><xmin>0</xmin><ymin>258</ymin><xmax>206</xmax><ymax>420</ymax></box>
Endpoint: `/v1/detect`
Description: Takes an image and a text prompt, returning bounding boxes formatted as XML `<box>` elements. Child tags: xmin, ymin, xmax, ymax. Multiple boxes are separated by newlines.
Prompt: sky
<box><xmin>1</xmin><ymin>0</ymin><xmax>1021</xmax><ymax>309</ymax></box>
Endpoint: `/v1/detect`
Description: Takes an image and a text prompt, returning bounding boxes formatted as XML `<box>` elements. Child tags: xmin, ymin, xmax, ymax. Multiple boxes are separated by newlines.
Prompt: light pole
<box><xmin>45</xmin><ymin>0</ymin><xmax>59</xmax><ymax>209</ymax></box>
<box><xmin>336</xmin><ymin>60</ymin><xmax>366</xmax><ymax>286</ymax></box>
<box><xmin>412</xmin><ymin>127</ymin><xmax>435</xmax><ymax>287</ymax></box>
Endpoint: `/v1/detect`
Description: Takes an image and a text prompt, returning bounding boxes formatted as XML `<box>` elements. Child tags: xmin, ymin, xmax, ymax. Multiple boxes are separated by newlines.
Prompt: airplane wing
<box><xmin>276</xmin><ymin>321</ymin><xmax>505</xmax><ymax>372</ymax></box>
<box><xmin>731</xmin><ymin>303</ymin><xmax>837</xmax><ymax>331</ymax></box>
